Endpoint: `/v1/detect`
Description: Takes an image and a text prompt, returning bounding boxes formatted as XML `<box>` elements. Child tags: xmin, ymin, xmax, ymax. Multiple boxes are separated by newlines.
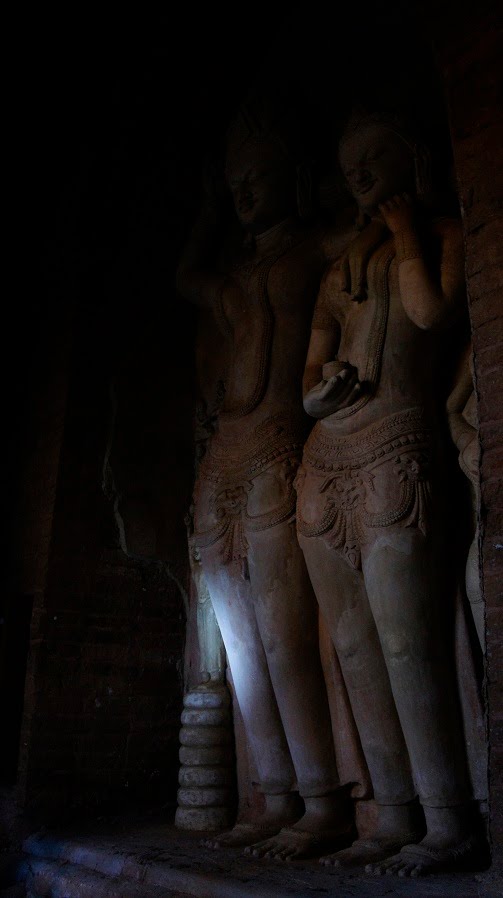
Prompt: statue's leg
<box><xmin>199</xmin><ymin>548</ymin><xmax>301</xmax><ymax>848</ymax></box>
<box><xmin>249</xmin><ymin>522</ymin><xmax>339</xmax><ymax>799</ymax></box>
<box><xmin>298</xmin><ymin>532</ymin><xmax>423</xmax><ymax>868</ymax></box>
<box><xmin>361</xmin><ymin>528</ymin><xmax>478</xmax><ymax>876</ymax></box>
<box><xmin>243</xmin><ymin>521</ymin><xmax>353</xmax><ymax>861</ymax></box>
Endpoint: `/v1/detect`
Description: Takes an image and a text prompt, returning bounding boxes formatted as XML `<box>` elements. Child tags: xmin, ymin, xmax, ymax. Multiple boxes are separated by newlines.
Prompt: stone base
<box><xmin>177</xmin><ymin>684</ymin><xmax>236</xmax><ymax>832</ymax></box>
<box><xmin>15</xmin><ymin>816</ymin><xmax>499</xmax><ymax>898</ymax></box>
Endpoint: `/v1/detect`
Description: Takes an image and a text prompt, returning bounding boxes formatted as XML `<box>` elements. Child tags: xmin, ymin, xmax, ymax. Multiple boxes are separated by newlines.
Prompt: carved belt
<box><xmin>193</xmin><ymin>417</ymin><xmax>306</xmax><ymax>572</ymax></box>
<box><xmin>296</xmin><ymin>408</ymin><xmax>434</xmax><ymax>570</ymax></box>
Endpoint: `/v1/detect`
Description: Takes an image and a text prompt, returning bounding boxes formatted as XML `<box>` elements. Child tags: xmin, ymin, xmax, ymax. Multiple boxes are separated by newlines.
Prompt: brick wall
<box><xmin>15</xmin><ymin>297</ymin><xmax>193</xmax><ymax>820</ymax></box>
<box><xmin>22</xmin><ymin>550</ymin><xmax>186</xmax><ymax>813</ymax></box>
<box><xmin>430</xmin><ymin>0</ymin><xmax>503</xmax><ymax>864</ymax></box>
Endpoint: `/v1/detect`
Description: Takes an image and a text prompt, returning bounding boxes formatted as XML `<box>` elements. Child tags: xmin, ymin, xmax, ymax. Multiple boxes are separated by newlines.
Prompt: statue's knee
<box><xmin>262</xmin><ymin>630</ymin><xmax>313</xmax><ymax>672</ymax></box>
<box><xmin>263</xmin><ymin>637</ymin><xmax>297</xmax><ymax>667</ymax></box>
<box><xmin>335</xmin><ymin>610</ymin><xmax>373</xmax><ymax>664</ymax></box>
<box><xmin>382</xmin><ymin>630</ymin><xmax>410</xmax><ymax>663</ymax></box>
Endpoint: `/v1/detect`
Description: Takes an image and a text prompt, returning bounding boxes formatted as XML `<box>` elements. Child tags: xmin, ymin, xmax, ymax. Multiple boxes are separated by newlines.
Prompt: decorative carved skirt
<box><xmin>296</xmin><ymin>408</ymin><xmax>434</xmax><ymax>570</ymax></box>
<box><xmin>193</xmin><ymin>415</ymin><xmax>306</xmax><ymax>575</ymax></box>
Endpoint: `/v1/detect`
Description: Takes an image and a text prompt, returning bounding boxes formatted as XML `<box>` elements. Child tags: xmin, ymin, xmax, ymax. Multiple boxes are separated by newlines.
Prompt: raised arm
<box><xmin>303</xmin><ymin>327</ymin><xmax>339</xmax><ymax>395</ymax></box>
<box><xmin>302</xmin><ymin>268</ymin><xmax>361</xmax><ymax>419</ymax></box>
<box><xmin>379</xmin><ymin>195</ymin><xmax>465</xmax><ymax>330</ymax></box>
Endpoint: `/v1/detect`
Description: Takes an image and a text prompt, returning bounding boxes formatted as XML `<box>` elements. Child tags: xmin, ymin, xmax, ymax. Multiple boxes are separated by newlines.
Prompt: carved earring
<box><xmin>413</xmin><ymin>143</ymin><xmax>433</xmax><ymax>198</ymax></box>
<box><xmin>296</xmin><ymin>163</ymin><xmax>313</xmax><ymax>220</ymax></box>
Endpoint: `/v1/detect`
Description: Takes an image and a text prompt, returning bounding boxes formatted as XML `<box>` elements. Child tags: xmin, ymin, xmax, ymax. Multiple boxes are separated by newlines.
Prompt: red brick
<box><xmin>470</xmin><ymin>287</ymin><xmax>503</xmax><ymax>329</ymax></box>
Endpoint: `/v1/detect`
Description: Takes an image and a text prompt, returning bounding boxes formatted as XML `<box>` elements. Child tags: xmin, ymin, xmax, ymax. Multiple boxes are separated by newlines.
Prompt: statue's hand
<box><xmin>303</xmin><ymin>365</ymin><xmax>362</xmax><ymax>418</ymax></box>
<box><xmin>338</xmin><ymin>218</ymin><xmax>388</xmax><ymax>302</ymax></box>
<box><xmin>378</xmin><ymin>193</ymin><xmax>416</xmax><ymax>235</ymax></box>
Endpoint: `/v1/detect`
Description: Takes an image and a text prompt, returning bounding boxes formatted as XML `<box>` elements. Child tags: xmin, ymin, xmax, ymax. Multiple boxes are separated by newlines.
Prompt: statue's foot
<box><xmin>319</xmin><ymin>831</ymin><xmax>424</xmax><ymax>869</ymax></box>
<box><xmin>202</xmin><ymin>791</ymin><xmax>303</xmax><ymax>850</ymax></box>
<box><xmin>202</xmin><ymin>822</ymin><xmax>282</xmax><ymax>850</ymax></box>
<box><xmin>366</xmin><ymin>834</ymin><xmax>480</xmax><ymax>877</ymax></box>
<box><xmin>244</xmin><ymin>824</ymin><xmax>353</xmax><ymax>862</ymax></box>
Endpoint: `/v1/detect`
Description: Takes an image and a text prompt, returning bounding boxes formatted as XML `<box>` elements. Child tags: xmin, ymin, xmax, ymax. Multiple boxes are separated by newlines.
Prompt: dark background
<box><xmin>29</xmin><ymin>1</ymin><xmax>449</xmax><ymax>315</ymax></box>
<box><xmin>13</xmin><ymin>0</ymin><xmax>455</xmax><ymax>607</ymax></box>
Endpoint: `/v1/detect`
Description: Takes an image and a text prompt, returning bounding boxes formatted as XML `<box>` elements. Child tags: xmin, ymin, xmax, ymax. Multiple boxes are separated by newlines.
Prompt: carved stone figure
<box><xmin>296</xmin><ymin>110</ymin><xmax>479</xmax><ymax>876</ymax></box>
<box><xmin>190</xmin><ymin>391</ymin><xmax>228</xmax><ymax>685</ymax></box>
<box><xmin>176</xmin><ymin>680</ymin><xmax>235</xmax><ymax>831</ymax></box>
<box><xmin>447</xmin><ymin>343</ymin><xmax>485</xmax><ymax>650</ymax></box>
<box><xmin>176</xmin><ymin>97</ymin><xmax>352</xmax><ymax>858</ymax></box>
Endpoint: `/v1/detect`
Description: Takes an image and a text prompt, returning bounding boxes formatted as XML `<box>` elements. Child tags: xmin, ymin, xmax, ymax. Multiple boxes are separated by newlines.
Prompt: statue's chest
<box><xmin>334</xmin><ymin>240</ymin><xmax>395</xmax><ymax>383</ymax></box>
<box><xmin>221</xmin><ymin>252</ymin><xmax>314</xmax><ymax>418</ymax></box>
<box><xmin>231</xmin><ymin>253</ymin><xmax>309</xmax><ymax>319</ymax></box>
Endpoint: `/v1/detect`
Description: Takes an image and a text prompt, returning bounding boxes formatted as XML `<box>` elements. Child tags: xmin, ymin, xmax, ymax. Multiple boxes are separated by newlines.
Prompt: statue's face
<box><xmin>339</xmin><ymin>124</ymin><xmax>414</xmax><ymax>215</ymax></box>
<box><xmin>225</xmin><ymin>139</ymin><xmax>297</xmax><ymax>235</ymax></box>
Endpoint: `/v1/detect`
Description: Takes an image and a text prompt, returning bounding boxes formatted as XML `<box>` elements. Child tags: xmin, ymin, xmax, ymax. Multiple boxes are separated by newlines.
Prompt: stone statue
<box><xmin>447</xmin><ymin>343</ymin><xmax>485</xmax><ymax>650</ymax></box>
<box><xmin>191</xmin><ymin>391</ymin><xmax>228</xmax><ymax>685</ymax></box>
<box><xmin>176</xmin><ymin>96</ymin><xmax>352</xmax><ymax>858</ymax></box>
<box><xmin>295</xmin><ymin>109</ymin><xmax>479</xmax><ymax>876</ymax></box>
<box><xmin>191</xmin><ymin>546</ymin><xmax>226</xmax><ymax>684</ymax></box>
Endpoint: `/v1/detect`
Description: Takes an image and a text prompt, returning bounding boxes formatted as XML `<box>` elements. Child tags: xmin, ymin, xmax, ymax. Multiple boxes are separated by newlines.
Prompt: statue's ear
<box><xmin>296</xmin><ymin>163</ymin><xmax>313</xmax><ymax>220</ymax></box>
<box><xmin>413</xmin><ymin>142</ymin><xmax>433</xmax><ymax>198</ymax></box>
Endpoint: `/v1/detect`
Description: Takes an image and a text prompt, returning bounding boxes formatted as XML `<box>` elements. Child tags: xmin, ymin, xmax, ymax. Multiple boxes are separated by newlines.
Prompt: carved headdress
<box><xmin>226</xmin><ymin>92</ymin><xmax>306</xmax><ymax>164</ymax></box>
<box><xmin>341</xmin><ymin>106</ymin><xmax>418</xmax><ymax>147</ymax></box>
<box><xmin>225</xmin><ymin>91</ymin><xmax>314</xmax><ymax>220</ymax></box>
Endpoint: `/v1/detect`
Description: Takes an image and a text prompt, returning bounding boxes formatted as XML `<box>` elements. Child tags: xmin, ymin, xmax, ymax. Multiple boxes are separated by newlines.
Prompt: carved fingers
<box><xmin>303</xmin><ymin>366</ymin><xmax>362</xmax><ymax>419</ymax></box>
<box><xmin>318</xmin><ymin>368</ymin><xmax>358</xmax><ymax>401</ymax></box>
<box><xmin>326</xmin><ymin>368</ymin><xmax>361</xmax><ymax>404</ymax></box>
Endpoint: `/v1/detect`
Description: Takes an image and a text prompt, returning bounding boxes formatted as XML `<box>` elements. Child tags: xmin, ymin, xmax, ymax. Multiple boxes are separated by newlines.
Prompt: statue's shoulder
<box><xmin>315</xmin><ymin>255</ymin><xmax>348</xmax><ymax>319</ymax></box>
<box><xmin>320</xmin><ymin>255</ymin><xmax>343</xmax><ymax>289</ymax></box>
<box><xmin>321</xmin><ymin>218</ymin><xmax>358</xmax><ymax>263</ymax></box>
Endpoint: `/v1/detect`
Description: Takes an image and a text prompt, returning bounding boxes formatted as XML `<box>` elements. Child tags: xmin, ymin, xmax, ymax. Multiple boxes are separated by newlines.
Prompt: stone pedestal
<box><xmin>21</xmin><ymin>822</ymin><xmax>496</xmax><ymax>897</ymax></box>
<box><xmin>176</xmin><ymin>684</ymin><xmax>236</xmax><ymax>831</ymax></box>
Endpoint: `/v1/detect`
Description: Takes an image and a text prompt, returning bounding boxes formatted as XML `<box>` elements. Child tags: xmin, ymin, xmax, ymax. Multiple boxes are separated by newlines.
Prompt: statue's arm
<box><xmin>446</xmin><ymin>343</ymin><xmax>475</xmax><ymax>446</ymax></box>
<box><xmin>302</xmin><ymin>272</ymin><xmax>361</xmax><ymax>419</ymax></box>
<box><xmin>379</xmin><ymin>195</ymin><xmax>465</xmax><ymax>330</ymax></box>
<box><xmin>303</xmin><ymin>327</ymin><xmax>339</xmax><ymax>395</ymax></box>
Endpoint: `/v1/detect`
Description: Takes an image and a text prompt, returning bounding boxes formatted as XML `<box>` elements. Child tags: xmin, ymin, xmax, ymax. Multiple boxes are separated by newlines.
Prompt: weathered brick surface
<box><xmin>13</xmin><ymin>296</ymin><xmax>193</xmax><ymax>820</ymax></box>
<box><xmin>432</xmin><ymin>0</ymin><xmax>503</xmax><ymax>866</ymax></box>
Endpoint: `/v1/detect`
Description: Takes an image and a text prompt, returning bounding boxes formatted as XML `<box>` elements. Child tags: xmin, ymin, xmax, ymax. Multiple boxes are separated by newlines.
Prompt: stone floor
<box><xmin>11</xmin><ymin>814</ymin><xmax>502</xmax><ymax>898</ymax></box>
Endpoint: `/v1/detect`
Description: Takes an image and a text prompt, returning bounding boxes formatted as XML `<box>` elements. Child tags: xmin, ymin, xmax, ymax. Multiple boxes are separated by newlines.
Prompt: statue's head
<box><xmin>339</xmin><ymin>109</ymin><xmax>424</xmax><ymax>216</ymax></box>
<box><xmin>224</xmin><ymin>95</ymin><xmax>310</xmax><ymax>235</ymax></box>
